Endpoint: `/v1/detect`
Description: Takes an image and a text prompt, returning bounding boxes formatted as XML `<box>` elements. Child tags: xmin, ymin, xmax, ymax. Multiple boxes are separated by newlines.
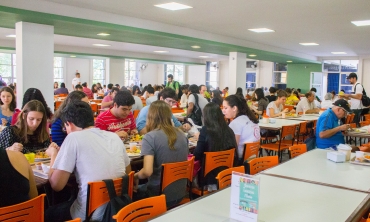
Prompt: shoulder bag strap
<box><xmin>120</xmin><ymin>174</ymin><xmax>129</xmax><ymax>195</ymax></box>
<box><xmin>103</xmin><ymin>179</ymin><xmax>117</xmax><ymax>200</ymax></box>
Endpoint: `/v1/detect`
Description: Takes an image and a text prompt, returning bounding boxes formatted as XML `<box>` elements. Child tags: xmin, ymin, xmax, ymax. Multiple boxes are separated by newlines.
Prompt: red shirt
<box><xmin>95</xmin><ymin>109</ymin><xmax>136</xmax><ymax>132</ymax></box>
<box><xmin>83</xmin><ymin>87</ymin><xmax>93</xmax><ymax>99</ymax></box>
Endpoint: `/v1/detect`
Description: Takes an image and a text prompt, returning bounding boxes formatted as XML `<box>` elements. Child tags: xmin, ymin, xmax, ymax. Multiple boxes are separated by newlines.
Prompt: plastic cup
<box><xmin>338</xmin><ymin>147</ymin><xmax>351</xmax><ymax>161</ymax></box>
<box><xmin>24</xmin><ymin>153</ymin><xmax>35</xmax><ymax>164</ymax></box>
<box><xmin>356</xmin><ymin>151</ymin><xmax>364</xmax><ymax>159</ymax></box>
<box><xmin>129</xmin><ymin>143</ymin><xmax>137</xmax><ymax>152</ymax></box>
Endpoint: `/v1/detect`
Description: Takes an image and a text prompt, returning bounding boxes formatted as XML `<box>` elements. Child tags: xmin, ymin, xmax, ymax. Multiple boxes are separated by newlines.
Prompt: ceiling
<box><xmin>0</xmin><ymin>0</ymin><xmax>369</xmax><ymax>64</ymax></box>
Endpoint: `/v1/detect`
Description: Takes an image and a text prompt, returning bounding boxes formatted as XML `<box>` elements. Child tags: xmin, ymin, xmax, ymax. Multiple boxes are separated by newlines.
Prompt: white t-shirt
<box><xmin>146</xmin><ymin>95</ymin><xmax>157</xmax><ymax>106</ymax></box>
<box><xmin>321</xmin><ymin>100</ymin><xmax>334</xmax><ymax>109</ymax></box>
<box><xmin>266</xmin><ymin>101</ymin><xmax>282</xmax><ymax>117</ymax></box>
<box><xmin>52</xmin><ymin>128</ymin><xmax>130</xmax><ymax>221</ymax></box>
<box><xmin>180</xmin><ymin>94</ymin><xmax>188</xmax><ymax>108</ymax></box>
<box><xmin>229</xmin><ymin>115</ymin><xmax>260</xmax><ymax>159</ymax></box>
<box><xmin>296</xmin><ymin>97</ymin><xmax>317</xmax><ymax>113</ymax></box>
<box><xmin>188</xmin><ymin>94</ymin><xmax>208</xmax><ymax>112</ymax></box>
<box><xmin>131</xmin><ymin>95</ymin><xmax>143</xmax><ymax>111</ymax></box>
<box><xmin>72</xmin><ymin>77</ymin><xmax>81</xmax><ymax>88</ymax></box>
<box><xmin>351</xmin><ymin>82</ymin><xmax>363</xmax><ymax>109</ymax></box>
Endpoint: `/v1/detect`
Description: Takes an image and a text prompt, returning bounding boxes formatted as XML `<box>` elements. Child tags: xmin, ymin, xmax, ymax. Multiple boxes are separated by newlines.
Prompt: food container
<box><xmin>327</xmin><ymin>151</ymin><xmax>346</xmax><ymax>163</ymax></box>
<box><xmin>41</xmin><ymin>164</ymin><xmax>50</xmax><ymax>174</ymax></box>
<box><xmin>262</xmin><ymin>115</ymin><xmax>269</xmax><ymax>124</ymax></box>
<box><xmin>129</xmin><ymin>142</ymin><xmax>137</xmax><ymax>152</ymax></box>
<box><xmin>36</xmin><ymin>162</ymin><xmax>42</xmax><ymax>170</ymax></box>
<box><xmin>337</xmin><ymin>144</ymin><xmax>352</xmax><ymax>161</ymax></box>
<box><xmin>24</xmin><ymin>153</ymin><xmax>35</xmax><ymax>164</ymax></box>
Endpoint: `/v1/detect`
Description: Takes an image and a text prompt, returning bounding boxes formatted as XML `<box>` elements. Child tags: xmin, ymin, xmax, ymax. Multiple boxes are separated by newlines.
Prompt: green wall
<box><xmin>287</xmin><ymin>63</ymin><xmax>322</xmax><ymax>93</ymax></box>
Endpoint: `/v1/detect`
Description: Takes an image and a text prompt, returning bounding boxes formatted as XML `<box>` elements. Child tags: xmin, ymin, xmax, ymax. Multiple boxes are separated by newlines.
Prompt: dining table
<box><xmin>258</xmin><ymin>118</ymin><xmax>302</xmax><ymax>130</ymax></box>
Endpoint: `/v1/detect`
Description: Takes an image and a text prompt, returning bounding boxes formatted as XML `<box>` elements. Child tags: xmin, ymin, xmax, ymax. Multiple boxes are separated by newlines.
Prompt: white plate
<box><xmin>35</xmin><ymin>158</ymin><xmax>51</xmax><ymax>162</ymax></box>
<box><xmin>127</xmin><ymin>153</ymin><xmax>141</xmax><ymax>157</ymax></box>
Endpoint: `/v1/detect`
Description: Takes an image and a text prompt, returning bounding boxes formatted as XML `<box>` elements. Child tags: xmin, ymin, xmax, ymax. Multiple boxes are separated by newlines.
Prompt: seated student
<box><xmin>285</xmin><ymin>88</ymin><xmax>299</xmax><ymax>105</ymax></box>
<box><xmin>136</xmin><ymin>88</ymin><xmax>191</xmax><ymax>135</ymax></box>
<box><xmin>95</xmin><ymin>90</ymin><xmax>138</xmax><ymax>140</ymax></box>
<box><xmin>51</xmin><ymin>91</ymin><xmax>89</xmax><ymax>146</ymax></box>
<box><xmin>131</xmin><ymin>85</ymin><xmax>143</xmax><ymax>111</ymax></box>
<box><xmin>145</xmin><ymin>86</ymin><xmax>157</xmax><ymax>106</ymax></box>
<box><xmin>250</xmin><ymin>88</ymin><xmax>269</xmax><ymax>116</ymax></box>
<box><xmin>101</xmin><ymin>87</ymin><xmax>119</xmax><ymax>109</ymax></box>
<box><xmin>11</xmin><ymin>88</ymin><xmax>53</xmax><ymax>126</ymax></box>
<box><xmin>316</xmin><ymin>99</ymin><xmax>351</xmax><ymax>149</ymax></box>
<box><xmin>45</xmin><ymin>101</ymin><xmax>131</xmax><ymax>222</ymax></box>
<box><xmin>187</xmin><ymin>84</ymin><xmax>209</xmax><ymax>125</ymax></box>
<box><xmin>193</xmin><ymin>103</ymin><xmax>237</xmax><ymax>191</ymax></box>
<box><xmin>54</xmin><ymin>83</ymin><xmax>69</xmax><ymax>95</ymax></box>
<box><xmin>211</xmin><ymin>89</ymin><xmax>223</xmax><ymax>107</ymax></box>
<box><xmin>82</xmin><ymin>82</ymin><xmax>93</xmax><ymax>99</ymax></box>
<box><xmin>0</xmin><ymin>148</ymin><xmax>38</xmax><ymax>207</ymax></box>
<box><xmin>0</xmin><ymin>87</ymin><xmax>16</xmax><ymax>127</ymax></box>
<box><xmin>0</xmin><ymin>100</ymin><xmax>57</xmax><ymax>153</ymax></box>
<box><xmin>134</xmin><ymin>101</ymin><xmax>188</xmax><ymax>208</ymax></box>
<box><xmin>321</xmin><ymin>93</ymin><xmax>334</xmax><ymax>109</ymax></box>
<box><xmin>222</xmin><ymin>95</ymin><xmax>260</xmax><ymax>164</ymax></box>
<box><xmin>266</xmin><ymin>90</ymin><xmax>291</xmax><ymax>118</ymax></box>
<box><xmin>74</xmin><ymin>84</ymin><xmax>83</xmax><ymax>92</ymax></box>
<box><xmin>265</xmin><ymin>87</ymin><xmax>277</xmax><ymax>102</ymax></box>
<box><xmin>296</xmin><ymin>91</ymin><xmax>320</xmax><ymax>114</ymax></box>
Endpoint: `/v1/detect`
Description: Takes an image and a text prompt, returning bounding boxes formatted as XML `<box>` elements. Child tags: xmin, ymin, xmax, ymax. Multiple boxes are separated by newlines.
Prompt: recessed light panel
<box><xmin>199</xmin><ymin>56</ymin><xmax>209</xmax><ymax>58</ymax></box>
<box><xmin>299</xmin><ymin>43</ymin><xmax>319</xmax><ymax>46</ymax></box>
<box><xmin>155</xmin><ymin>2</ymin><xmax>192</xmax><ymax>11</ymax></box>
<box><xmin>248</xmin><ymin>54</ymin><xmax>257</xmax><ymax>57</ymax></box>
<box><xmin>97</xmin><ymin>33</ymin><xmax>110</xmax><ymax>36</ymax></box>
<box><xmin>191</xmin><ymin>45</ymin><xmax>201</xmax><ymax>49</ymax></box>
<box><xmin>6</xmin><ymin>35</ymin><xmax>16</xmax><ymax>38</ymax></box>
<box><xmin>70</xmin><ymin>55</ymin><xmax>76</xmax><ymax>58</ymax></box>
<box><xmin>154</xmin><ymin>51</ymin><xmax>169</xmax><ymax>53</ymax></box>
<box><xmin>331</xmin><ymin>52</ymin><xmax>347</xmax><ymax>54</ymax></box>
<box><xmin>351</xmin><ymin>20</ymin><xmax>370</xmax><ymax>26</ymax></box>
<box><xmin>248</xmin><ymin>28</ymin><xmax>275</xmax><ymax>33</ymax></box>
<box><xmin>287</xmin><ymin>61</ymin><xmax>292</xmax><ymax>63</ymax></box>
<box><xmin>93</xmin><ymin>44</ymin><xmax>110</xmax><ymax>47</ymax></box>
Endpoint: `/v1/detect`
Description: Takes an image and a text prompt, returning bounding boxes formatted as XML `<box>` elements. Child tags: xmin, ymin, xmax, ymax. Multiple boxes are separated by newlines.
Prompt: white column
<box><xmin>228</xmin><ymin>52</ymin><xmax>246</xmax><ymax>94</ymax></box>
<box><xmin>16</xmin><ymin>22</ymin><xmax>54</xmax><ymax>111</ymax></box>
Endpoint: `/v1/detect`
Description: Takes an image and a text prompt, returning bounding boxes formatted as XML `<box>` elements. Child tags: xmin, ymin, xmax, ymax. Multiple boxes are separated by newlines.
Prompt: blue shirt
<box><xmin>0</xmin><ymin>109</ymin><xmax>12</xmax><ymax>127</ymax></box>
<box><xmin>136</xmin><ymin>105</ymin><xmax>182</xmax><ymax>132</ymax></box>
<box><xmin>315</xmin><ymin>108</ymin><xmax>345</xmax><ymax>149</ymax></box>
<box><xmin>50</xmin><ymin>118</ymin><xmax>67</xmax><ymax>146</ymax></box>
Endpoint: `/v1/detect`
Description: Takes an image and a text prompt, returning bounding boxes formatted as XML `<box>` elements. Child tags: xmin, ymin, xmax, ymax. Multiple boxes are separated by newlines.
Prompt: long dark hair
<box><xmin>212</xmin><ymin>90</ymin><xmax>223</xmax><ymax>102</ymax></box>
<box><xmin>255</xmin><ymin>88</ymin><xmax>268</xmax><ymax>102</ymax></box>
<box><xmin>0</xmin><ymin>87</ymin><xmax>16</xmax><ymax>111</ymax></box>
<box><xmin>91</xmin><ymin>84</ymin><xmax>98</xmax><ymax>93</ymax></box>
<box><xmin>132</xmin><ymin>85</ymin><xmax>141</xmax><ymax>96</ymax></box>
<box><xmin>22</xmin><ymin>88</ymin><xmax>52</xmax><ymax>119</ymax></box>
<box><xmin>53</xmin><ymin>91</ymin><xmax>87</xmax><ymax>122</ymax></box>
<box><xmin>203</xmin><ymin>103</ymin><xmax>237</xmax><ymax>152</ymax></box>
<box><xmin>224</xmin><ymin>95</ymin><xmax>259</xmax><ymax>124</ymax></box>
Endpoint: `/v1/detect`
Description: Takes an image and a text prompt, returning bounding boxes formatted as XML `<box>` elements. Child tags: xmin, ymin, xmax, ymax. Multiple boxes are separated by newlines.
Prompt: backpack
<box><xmin>354</xmin><ymin>83</ymin><xmax>370</xmax><ymax>107</ymax></box>
<box><xmin>188</xmin><ymin>93</ymin><xmax>203</xmax><ymax>126</ymax></box>
<box><xmin>101</xmin><ymin>175</ymin><xmax>132</xmax><ymax>222</ymax></box>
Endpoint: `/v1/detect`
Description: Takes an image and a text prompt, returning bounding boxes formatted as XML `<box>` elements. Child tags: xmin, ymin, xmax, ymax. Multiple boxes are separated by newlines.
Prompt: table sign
<box><xmin>229</xmin><ymin>172</ymin><xmax>260</xmax><ymax>222</ymax></box>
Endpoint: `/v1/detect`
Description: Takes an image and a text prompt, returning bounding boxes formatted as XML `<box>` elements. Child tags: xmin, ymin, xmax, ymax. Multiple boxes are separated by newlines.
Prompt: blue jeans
<box><xmin>44</xmin><ymin>199</ymin><xmax>74</xmax><ymax>222</ymax></box>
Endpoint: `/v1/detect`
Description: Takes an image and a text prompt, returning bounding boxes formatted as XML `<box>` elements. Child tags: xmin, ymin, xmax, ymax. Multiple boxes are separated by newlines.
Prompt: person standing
<box><xmin>165</xmin><ymin>74</ymin><xmax>180</xmax><ymax>96</ymax></box>
<box><xmin>71</xmin><ymin>73</ymin><xmax>81</xmax><ymax>91</ymax></box>
<box><xmin>343</xmin><ymin>73</ymin><xmax>363</xmax><ymax>127</ymax></box>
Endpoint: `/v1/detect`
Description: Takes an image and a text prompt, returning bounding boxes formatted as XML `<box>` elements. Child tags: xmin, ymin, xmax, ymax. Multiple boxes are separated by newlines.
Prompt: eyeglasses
<box><xmin>165</xmin><ymin>98</ymin><xmax>177</xmax><ymax>105</ymax></box>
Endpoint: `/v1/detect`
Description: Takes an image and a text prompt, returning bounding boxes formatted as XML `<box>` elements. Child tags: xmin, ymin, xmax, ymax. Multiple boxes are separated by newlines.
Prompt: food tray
<box><xmin>350</xmin><ymin>156</ymin><xmax>370</xmax><ymax>166</ymax></box>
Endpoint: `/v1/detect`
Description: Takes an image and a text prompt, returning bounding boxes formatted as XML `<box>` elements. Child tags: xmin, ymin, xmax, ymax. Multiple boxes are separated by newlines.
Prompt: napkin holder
<box><xmin>327</xmin><ymin>151</ymin><xmax>345</xmax><ymax>163</ymax></box>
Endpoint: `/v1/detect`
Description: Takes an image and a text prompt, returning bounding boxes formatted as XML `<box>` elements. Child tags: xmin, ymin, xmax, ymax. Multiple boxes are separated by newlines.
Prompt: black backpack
<box><xmin>188</xmin><ymin>93</ymin><xmax>203</xmax><ymax>126</ymax></box>
<box><xmin>354</xmin><ymin>83</ymin><xmax>370</xmax><ymax>107</ymax></box>
<box><xmin>101</xmin><ymin>175</ymin><xmax>132</xmax><ymax>222</ymax></box>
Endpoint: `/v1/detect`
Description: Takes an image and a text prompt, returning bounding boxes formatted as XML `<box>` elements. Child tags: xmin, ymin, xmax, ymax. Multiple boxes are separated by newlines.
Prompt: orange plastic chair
<box><xmin>260</xmin><ymin>124</ymin><xmax>298</xmax><ymax>162</ymax></box>
<box><xmin>0</xmin><ymin>194</ymin><xmax>46</xmax><ymax>222</ymax></box>
<box><xmin>360</xmin><ymin>121</ymin><xmax>370</xmax><ymax>127</ymax></box>
<box><xmin>171</xmin><ymin>107</ymin><xmax>184</xmax><ymax>113</ymax></box>
<box><xmin>160</xmin><ymin>156</ymin><xmax>194</xmax><ymax>206</ymax></box>
<box><xmin>216</xmin><ymin>166</ymin><xmax>245</xmax><ymax>189</ymax></box>
<box><xmin>67</xmin><ymin>218</ymin><xmax>81</xmax><ymax>222</ymax></box>
<box><xmin>364</xmin><ymin>114</ymin><xmax>370</xmax><ymax>121</ymax></box>
<box><xmin>91</xmin><ymin>99</ymin><xmax>103</xmax><ymax>103</ymax></box>
<box><xmin>90</xmin><ymin>103</ymin><xmax>98</xmax><ymax>116</ymax></box>
<box><xmin>289</xmin><ymin>144</ymin><xmax>307</xmax><ymax>158</ymax></box>
<box><xmin>133</xmin><ymin>110</ymin><xmax>140</xmax><ymax>119</ymax></box>
<box><xmin>345</xmin><ymin>113</ymin><xmax>355</xmax><ymax>124</ymax></box>
<box><xmin>191</xmin><ymin>148</ymin><xmax>235</xmax><ymax>196</ymax></box>
<box><xmin>283</xmin><ymin>105</ymin><xmax>295</xmax><ymax>111</ymax></box>
<box><xmin>55</xmin><ymin>100</ymin><xmax>62</xmax><ymax>111</ymax></box>
<box><xmin>296</xmin><ymin>121</ymin><xmax>308</xmax><ymax>144</ymax></box>
<box><xmin>243</xmin><ymin>142</ymin><xmax>260</xmax><ymax>162</ymax></box>
<box><xmin>245</xmin><ymin>156</ymin><xmax>279</xmax><ymax>175</ymax></box>
<box><xmin>85</xmin><ymin>172</ymin><xmax>134</xmax><ymax>221</ymax></box>
<box><xmin>112</xmin><ymin>195</ymin><xmax>167</xmax><ymax>222</ymax></box>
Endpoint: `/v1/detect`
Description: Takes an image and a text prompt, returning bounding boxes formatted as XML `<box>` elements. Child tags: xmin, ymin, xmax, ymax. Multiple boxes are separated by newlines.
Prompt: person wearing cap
<box><xmin>315</xmin><ymin>99</ymin><xmax>352</xmax><ymax>149</ymax></box>
<box><xmin>295</xmin><ymin>92</ymin><xmax>320</xmax><ymax>114</ymax></box>
<box><xmin>342</xmin><ymin>72</ymin><xmax>363</xmax><ymax>127</ymax></box>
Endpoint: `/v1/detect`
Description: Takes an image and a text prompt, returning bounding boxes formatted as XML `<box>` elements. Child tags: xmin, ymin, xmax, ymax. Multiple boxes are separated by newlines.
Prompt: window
<box><xmin>323</xmin><ymin>60</ymin><xmax>358</xmax><ymax>94</ymax></box>
<box><xmin>206</xmin><ymin>62</ymin><xmax>218</xmax><ymax>88</ymax></box>
<box><xmin>125</xmin><ymin>60</ymin><xmax>139</xmax><ymax>87</ymax></box>
<box><xmin>0</xmin><ymin>53</ymin><xmax>16</xmax><ymax>84</ymax></box>
<box><xmin>53</xmin><ymin>57</ymin><xmax>64</xmax><ymax>84</ymax></box>
<box><xmin>246</xmin><ymin>72</ymin><xmax>256</xmax><ymax>89</ymax></box>
<box><xmin>272</xmin><ymin>63</ymin><xmax>287</xmax><ymax>89</ymax></box>
<box><xmin>164</xmin><ymin>64</ymin><xmax>184</xmax><ymax>85</ymax></box>
<box><xmin>93</xmin><ymin>59</ymin><xmax>106</xmax><ymax>85</ymax></box>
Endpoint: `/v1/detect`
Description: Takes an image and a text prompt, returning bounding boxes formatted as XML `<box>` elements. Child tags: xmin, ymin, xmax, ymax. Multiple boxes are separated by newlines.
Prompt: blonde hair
<box><xmin>145</xmin><ymin>100</ymin><xmax>180</xmax><ymax>150</ymax></box>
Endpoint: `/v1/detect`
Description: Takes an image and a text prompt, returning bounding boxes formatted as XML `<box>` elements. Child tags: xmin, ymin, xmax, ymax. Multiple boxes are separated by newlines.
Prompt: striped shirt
<box><xmin>95</xmin><ymin>109</ymin><xmax>136</xmax><ymax>132</ymax></box>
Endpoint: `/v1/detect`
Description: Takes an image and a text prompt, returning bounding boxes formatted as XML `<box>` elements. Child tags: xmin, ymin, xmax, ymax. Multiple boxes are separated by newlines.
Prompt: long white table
<box><xmin>263</xmin><ymin>149</ymin><xmax>370</xmax><ymax>193</ymax></box>
<box><xmin>150</xmin><ymin>174</ymin><xmax>370</xmax><ymax>222</ymax></box>
<box><xmin>258</xmin><ymin>119</ymin><xmax>302</xmax><ymax>130</ymax></box>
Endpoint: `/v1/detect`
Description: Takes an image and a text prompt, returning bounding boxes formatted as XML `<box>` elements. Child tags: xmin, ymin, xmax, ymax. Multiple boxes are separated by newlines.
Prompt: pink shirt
<box><xmin>83</xmin><ymin>87</ymin><xmax>93</xmax><ymax>99</ymax></box>
<box><xmin>95</xmin><ymin>109</ymin><xmax>136</xmax><ymax>133</ymax></box>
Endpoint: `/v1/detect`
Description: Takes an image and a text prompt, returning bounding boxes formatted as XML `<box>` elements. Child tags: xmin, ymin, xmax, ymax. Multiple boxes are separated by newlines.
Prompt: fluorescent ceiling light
<box><xmin>154</xmin><ymin>51</ymin><xmax>169</xmax><ymax>53</ymax></box>
<box><xmin>6</xmin><ymin>34</ymin><xmax>16</xmax><ymax>38</ymax></box>
<box><xmin>331</xmin><ymin>52</ymin><xmax>347</xmax><ymax>54</ymax></box>
<box><xmin>70</xmin><ymin>55</ymin><xmax>76</xmax><ymax>58</ymax></box>
<box><xmin>248</xmin><ymin>54</ymin><xmax>257</xmax><ymax>57</ymax></box>
<box><xmin>97</xmin><ymin>33</ymin><xmax>110</xmax><ymax>36</ymax></box>
<box><xmin>191</xmin><ymin>45</ymin><xmax>201</xmax><ymax>49</ymax></box>
<box><xmin>92</xmin><ymin>44</ymin><xmax>110</xmax><ymax>47</ymax></box>
<box><xmin>248</xmin><ymin>28</ymin><xmax>275</xmax><ymax>33</ymax></box>
<box><xmin>287</xmin><ymin>61</ymin><xmax>293</xmax><ymax>63</ymax></box>
<box><xmin>155</xmin><ymin>2</ymin><xmax>192</xmax><ymax>11</ymax></box>
<box><xmin>299</xmin><ymin>43</ymin><xmax>319</xmax><ymax>46</ymax></box>
<box><xmin>351</xmin><ymin>20</ymin><xmax>370</xmax><ymax>26</ymax></box>
<box><xmin>199</xmin><ymin>56</ymin><xmax>209</xmax><ymax>58</ymax></box>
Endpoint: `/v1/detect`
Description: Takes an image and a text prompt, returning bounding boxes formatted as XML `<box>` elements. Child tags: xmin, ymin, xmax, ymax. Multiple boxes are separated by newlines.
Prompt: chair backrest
<box><xmin>280</xmin><ymin>124</ymin><xmax>298</xmax><ymax>140</ymax></box>
<box><xmin>349</xmin><ymin>123</ymin><xmax>357</xmax><ymax>129</ymax></box>
<box><xmin>289</xmin><ymin>144</ymin><xmax>307</xmax><ymax>158</ymax></box>
<box><xmin>67</xmin><ymin>218</ymin><xmax>81</xmax><ymax>222</ymax></box>
<box><xmin>364</xmin><ymin>114</ymin><xmax>370</xmax><ymax>121</ymax></box>
<box><xmin>133</xmin><ymin>110</ymin><xmax>140</xmax><ymax>119</ymax></box>
<box><xmin>160</xmin><ymin>156</ymin><xmax>194</xmax><ymax>193</ymax></box>
<box><xmin>345</xmin><ymin>114</ymin><xmax>355</xmax><ymax>124</ymax></box>
<box><xmin>112</xmin><ymin>195</ymin><xmax>167</xmax><ymax>222</ymax></box>
<box><xmin>171</xmin><ymin>108</ymin><xmax>184</xmax><ymax>113</ymax></box>
<box><xmin>203</xmin><ymin>148</ymin><xmax>235</xmax><ymax>176</ymax></box>
<box><xmin>243</xmin><ymin>142</ymin><xmax>260</xmax><ymax>162</ymax></box>
<box><xmin>283</xmin><ymin>105</ymin><xmax>294</xmax><ymax>111</ymax></box>
<box><xmin>216</xmin><ymin>166</ymin><xmax>245</xmax><ymax>190</ymax></box>
<box><xmin>298</xmin><ymin>121</ymin><xmax>307</xmax><ymax>134</ymax></box>
<box><xmin>86</xmin><ymin>172</ymin><xmax>134</xmax><ymax>220</ymax></box>
<box><xmin>246</xmin><ymin>156</ymin><xmax>279</xmax><ymax>175</ymax></box>
<box><xmin>90</xmin><ymin>103</ymin><xmax>98</xmax><ymax>113</ymax></box>
<box><xmin>0</xmin><ymin>194</ymin><xmax>45</xmax><ymax>222</ymax></box>
<box><xmin>360</xmin><ymin>121</ymin><xmax>370</xmax><ymax>127</ymax></box>
<box><xmin>55</xmin><ymin>101</ymin><xmax>62</xmax><ymax>110</ymax></box>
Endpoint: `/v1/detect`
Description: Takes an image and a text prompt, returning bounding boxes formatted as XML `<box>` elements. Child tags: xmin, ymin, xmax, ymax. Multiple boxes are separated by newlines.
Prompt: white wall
<box><xmin>139</xmin><ymin>63</ymin><xmax>160</xmax><ymax>86</ymax></box>
<box><xmin>258</xmin><ymin>61</ymin><xmax>274</xmax><ymax>88</ymax></box>
<box><xmin>186</xmin><ymin>65</ymin><xmax>206</xmax><ymax>85</ymax></box>
<box><xmin>219</xmin><ymin>60</ymin><xmax>229</xmax><ymax>91</ymax></box>
<box><xmin>157</xmin><ymin>64</ymin><xmax>165</xmax><ymax>85</ymax></box>
<box><xmin>109</xmin><ymin>58</ymin><xmax>125</xmax><ymax>86</ymax></box>
<box><xmin>65</xmin><ymin>58</ymin><xmax>90</xmax><ymax>90</ymax></box>
<box><xmin>362</xmin><ymin>58</ymin><xmax>370</xmax><ymax>93</ymax></box>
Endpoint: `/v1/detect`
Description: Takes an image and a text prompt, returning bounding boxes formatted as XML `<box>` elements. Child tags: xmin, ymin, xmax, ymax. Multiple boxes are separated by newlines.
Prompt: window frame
<box><xmin>0</xmin><ymin>53</ymin><xmax>16</xmax><ymax>84</ymax></box>
<box><xmin>205</xmin><ymin>61</ymin><xmax>218</xmax><ymax>88</ymax></box>
<box><xmin>92</xmin><ymin>59</ymin><xmax>106</xmax><ymax>85</ymax></box>
<box><xmin>53</xmin><ymin>57</ymin><xmax>65</xmax><ymax>85</ymax></box>
<box><xmin>164</xmin><ymin>64</ymin><xmax>184</xmax><ymax>85</ymax></box>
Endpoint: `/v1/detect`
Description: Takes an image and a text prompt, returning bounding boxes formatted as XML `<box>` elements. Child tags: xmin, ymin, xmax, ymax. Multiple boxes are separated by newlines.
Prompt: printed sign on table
<box><xmin>229</xmin><ymin>172</ymin><xmax>260</xmax><ymax>222</ymax></box>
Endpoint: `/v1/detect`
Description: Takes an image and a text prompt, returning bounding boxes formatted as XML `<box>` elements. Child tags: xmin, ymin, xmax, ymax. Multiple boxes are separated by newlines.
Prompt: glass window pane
<box><xmin>166</xmin><ymin>65</ymin><xmax>174</xmax><ymax>73</ymax></box>
<box><xmin>340</xmin><ymin>86</ymin><xmax>352</xmax><ymax>94</ymax></box>
<box><xmin>273</xmin><ymin>72</ymin><xmax>287</xmax><ymax>83</ymax></box>
<box><xmin>129</xmin><ymin>62</ymin><xmax>136</xmax><ymax>70</ymax></box>
<box><xmin>210</xmin><ymin>72</ymin><xmax>217</xmax><ymax>82</ymax></box>
<box><xmin>323</xmin><ymin>60</ymin><xmax>340</xmax><ymax>72</ymax></box>
<box><xmin>341</xmin><ymin>60</ymin><xmax>358</xmax><ymax>72</ymax></box>
<box><xmin>12</xmin><ymin>54</ymin><xmax>16</xmax><ymax>66</ymax></box>
<box><xmin>0</xmin><ymin>53</ymin><xmax>11</xmax><ymax>65</ymax></box>
<box><xmin>0</xmin><ymin>65</ymin><xmax>12</xmax><ymax>77</ymax></box>
<box><xmin>312</xmin><ymin>73</ymin><xmax>322</xmax><ymax>84</ymax></box>
<box><xmin>340</xmin><ymin>74</ymin><xmax>351</xmax><ymax>85</ymax></box>
<box><xmin>210</xmin><ymin>62</ymin><xmax>218</xmax><ymax>72</ymax></box>
<box><xmin>275</xmin><ymin>63</ymin><xmax>287</xmax><ymax>71</ymax></box>
<box><xmin>246</xmin><ymin>72</ymin><xmax>256</xmax><ymax>82</ymax></box>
